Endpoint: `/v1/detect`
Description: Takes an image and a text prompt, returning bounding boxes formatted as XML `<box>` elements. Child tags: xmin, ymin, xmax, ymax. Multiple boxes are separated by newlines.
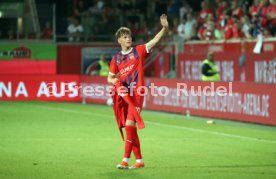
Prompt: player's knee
<box><xmin>126</xmin><ymin>120</ymin><xmax>136</xmax><ymax>126</ymax></box>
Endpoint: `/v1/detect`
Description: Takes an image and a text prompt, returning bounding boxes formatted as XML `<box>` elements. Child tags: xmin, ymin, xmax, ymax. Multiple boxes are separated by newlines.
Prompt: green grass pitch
<box><xmin>1</xmin><ymin>101</ymin><xmax>276</xmax><ymax>179</ymax></box>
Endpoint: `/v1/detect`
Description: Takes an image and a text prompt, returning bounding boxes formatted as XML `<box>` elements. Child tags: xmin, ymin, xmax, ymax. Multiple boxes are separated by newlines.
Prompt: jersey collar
<box><xmin>121</xmin><ymin>48</ymin><xmax>133</xmax><ymax>55</ymax></box>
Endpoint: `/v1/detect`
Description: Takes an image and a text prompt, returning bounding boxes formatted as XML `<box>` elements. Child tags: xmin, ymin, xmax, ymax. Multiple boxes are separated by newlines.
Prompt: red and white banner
<box><xmin>72</xmin><ymin>76</ymin><xmax>276</xmax><ymax>125</ymax></box>
<box><xmin>178</xmin><ymin>52</ymin><xmax>276</xmax><ymax>83</ymax></box>
<box><xmin>245</xmin><ymin>53</ymin><xmax>276</xmax><ymax>83</ymax></box>
<box><xmin>80</xmin><ymin>76</ymin><xmax>112</xmax><ymax>104</ymax></box>
<box><xmin>180</xmin><ymin>41</ymin><xmax>276</xmax><ymax>83</ymax></box>
<box><xmin>153</xmin><ymin>53</ymin><xmax>170</xmax><ymax>78</ymax></box>
<box><xmin>183</xmin><ymin>40</ymin><xmax>276</xmax><ymax>55</ymax></box>
<box><xmin>177</xmin><ymin>53</ymin><xmax>240</xmax><ymax>81</ymax></box>
<box><xmin>0</xmin><ymin>60</ymin><xmax>56</xmax><ymax>74</ymax></box>
<box><xmin>0</xmin><ymin>75</ymin><xmax>80</xmax><ymax>101</ymax></box>
<box><xmin>144</xmin><ymin>78</ymin><xmax>276</xmax><ymax>125</ymax></box>
<box><xmin>1</xmin><ymin>75</ymin><xmax>275</xmax><ymax>125</ymax></box>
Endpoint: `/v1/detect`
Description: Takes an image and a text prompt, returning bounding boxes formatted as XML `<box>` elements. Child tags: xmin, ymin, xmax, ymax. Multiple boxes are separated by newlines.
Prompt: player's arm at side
<box><xmin>107</xmin><ymin>56</ymin><xmax>119</xmax><ymax>85</ymax></box>
<box><xmin>146</xmin><ymin>14</ymin><xmax>169</xmax><ymax>52</ymax></box>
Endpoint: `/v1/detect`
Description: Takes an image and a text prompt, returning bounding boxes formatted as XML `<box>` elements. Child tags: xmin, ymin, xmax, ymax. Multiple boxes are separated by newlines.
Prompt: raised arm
<box><xmin>146</xmin><ymin>14</ymin><xmax>169</xmax><ymax>52</ymax></box>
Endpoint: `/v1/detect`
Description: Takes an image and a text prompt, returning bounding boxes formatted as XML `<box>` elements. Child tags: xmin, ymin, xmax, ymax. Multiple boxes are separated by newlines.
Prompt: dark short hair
<box><xmin>115</xmin><ymin>27</ymin><xmax>131</xmax><ymax>39</ymax></box>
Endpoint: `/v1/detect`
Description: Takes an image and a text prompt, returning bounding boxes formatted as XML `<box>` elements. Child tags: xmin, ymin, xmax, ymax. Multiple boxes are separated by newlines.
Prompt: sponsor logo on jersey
<box><xmin>129</xmin><ymin>53</ymin><xmax>135</xmax><ymax>60</ymax></box>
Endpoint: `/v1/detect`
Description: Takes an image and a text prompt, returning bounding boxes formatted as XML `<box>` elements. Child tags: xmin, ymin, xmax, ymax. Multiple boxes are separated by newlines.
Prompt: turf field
<box><xmin>1</xmin><ymin>101</ymin><xmax>276</xmax><ymax>179</ymax></box>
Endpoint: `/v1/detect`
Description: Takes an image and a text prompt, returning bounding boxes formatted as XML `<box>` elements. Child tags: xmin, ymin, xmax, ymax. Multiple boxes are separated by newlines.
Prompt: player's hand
<box><xmin>111</xmin><ymin>77</ymin><xmax>119</xmax><ymax>85</ymax></box>
<box><xmin>160</xmin><ymin>14</ymin><xmax>169</xmax><ymax>29</ymax></box>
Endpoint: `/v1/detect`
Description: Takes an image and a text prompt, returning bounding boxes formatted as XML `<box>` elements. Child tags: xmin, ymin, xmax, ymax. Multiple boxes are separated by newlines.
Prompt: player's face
<box><xmin>118</xmin><ymin>34</ymin><xmax>132</xmax><ymax>48</ymax></box>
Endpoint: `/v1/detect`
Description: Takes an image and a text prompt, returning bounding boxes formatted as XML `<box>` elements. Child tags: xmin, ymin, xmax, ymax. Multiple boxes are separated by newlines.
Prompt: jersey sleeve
<box><xmin>109</xmin><ymin>56</ymin><xmax>119</xmax><ymax>75</ymax></box>
<box><xmin>136</xmin><ymin>44</ymin><xmax>150</xmax><ymax>59</ymax></box>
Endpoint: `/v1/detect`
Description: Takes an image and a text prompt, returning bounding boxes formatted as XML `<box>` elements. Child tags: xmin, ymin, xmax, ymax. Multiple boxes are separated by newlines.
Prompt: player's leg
<box><xmin>129</xmin><ymin>95</ymin><xmax>144</xmax><ymax>169</ymax></box>
<box><xmin>117</xmin><ymin>96</ymin><xmax>144</xmax><ymax>169</ymax></box>
<box><xmin>129</xmin><ymin>123</ymin><xmax>144</xmax><ymax>169</ymax></box>
<box><xmin>116</xmin><ymin>119</ymin><xmax>136</xmax><ymax>169</ymax></box>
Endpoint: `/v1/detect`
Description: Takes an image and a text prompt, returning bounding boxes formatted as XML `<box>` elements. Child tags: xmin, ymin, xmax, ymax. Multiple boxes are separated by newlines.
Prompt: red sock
<box><xmin>132</xmin><ymin>130</ymin><xmax>142</xmax><ymax>160</ymax></box>
<box><xmin>124</xmin><ymin>126</ymin><xmax>142</xmax><ymax>159</ymax></box>
<box><xmin>124</xmin><ymin>126</ymin><xmax>135</xmax><ymax>158</ymax></box>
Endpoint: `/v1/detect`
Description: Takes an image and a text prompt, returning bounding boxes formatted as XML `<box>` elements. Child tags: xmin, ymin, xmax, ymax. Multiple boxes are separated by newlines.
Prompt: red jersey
<box><xmin>232</xmin><ymin>8</ymin><xmax>243</xmax><ymax>19</ymax></box>
<box><xmin>109</xmin><ymin>44</ymin><xmax>149</xmax><ymax>93</ymax></box>
<box><xmin>199</xmin><ymin>9</ymin><xmax>212</xmax><ymax>24</ymax></box>
<box><xmin>216</xmin><ymin>6</ymin><xmax>224</xmax><ymax>21</ymax></box>
<box><xmin>250</xmin><ymin>5</ymin><xmax>261</xmax><ymax>16</ymax></box>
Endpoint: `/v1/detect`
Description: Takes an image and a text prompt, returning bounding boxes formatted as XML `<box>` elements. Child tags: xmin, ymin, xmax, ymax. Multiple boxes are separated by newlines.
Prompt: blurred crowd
<box><xmin>174</xmin><ymin>0</ymin><xmax>276</xmax><ymax>41</ymax></box>
<box><xmin>67</xmin><ymin>0</ymin><xmax>148</xmax><ymax>42</ymax></box>
<box><xmin>67</xmin><ymin>0</ymin><xmax>276</xmax><ymax>42</ymax></box>
<box><xmin>1</xmin><ymin>0</ymin><xmax>276</xmax><ymax>42</ymax></box>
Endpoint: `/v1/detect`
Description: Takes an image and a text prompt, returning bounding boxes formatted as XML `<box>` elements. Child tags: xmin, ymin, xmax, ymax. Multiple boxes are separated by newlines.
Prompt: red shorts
<box><xmin>127</xmin><ymin>95</ymin><xmax>144</xmax><ymax>121</ymax></box>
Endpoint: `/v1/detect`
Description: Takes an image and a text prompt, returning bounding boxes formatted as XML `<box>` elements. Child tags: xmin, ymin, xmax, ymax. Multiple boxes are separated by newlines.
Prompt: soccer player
<box><xmin>107</xmin><ymin>14</ymin><xmax>169</xmax><ymax>169</ymax></box>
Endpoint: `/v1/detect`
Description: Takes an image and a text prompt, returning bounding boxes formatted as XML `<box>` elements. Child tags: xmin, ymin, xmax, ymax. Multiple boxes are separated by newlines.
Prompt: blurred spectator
<box><xmin>223</xmin><ymin>16</ymin><xmax>234</xmax><ymax>39</ymax></box>
<box><xmin>267</xmin><ymin>0</ymin><xmax>276</xmax><ymax>36</ymax></box>
<box><xmin>216</xmin><ymin>0</ymin><xmax>227</xmax><ymax>22</ymax></box>
<box><xmin>241</xmin><ymin>15</ymin><xmax>253</xmax><ymax>39</ymax></box>
<box><xmin>260</xmin><ymin>0</ymin><xmax>269</xmax><ymax>27</ymax></box>
<box><xmin>177</xmin><ymin>16</ymin><xmax>186</xmax><ymax>39</ymax></box>
<box><xmin>197</xmin><ymin>23</ymin><xmax>206</xmax><ymax>40</ymax></box>
<box><xmin>198</xmin><ymin>1</ymin><xmax>212</xmax><ymax>24</ymax></box>
<box><xmin>177</xmin><ymin>12</ymin><xmax>197</xmax><ymax>40</ymax></box>
<box><xmin>41</xmin><ymin>21</ymin><xmax>53</xmax><ymax>39</ymax></box>
<box><xmin>232</xmin><ymin>16</ymin><xmax>245</xmax><ymax>39</ymax></box>
<box><xmin>231</xmin><ymin>1</ymin><xmax>244</xmax><ymax>19</ymax></box>
<box><xmin>204</xmin><ymin>21</ymin><xmax>215</xmax><ymax>40</ymax></box>
<box><xmin>250</xmin><ymin>0</ymin><xmax>261</xmax><ymax>16</ymax></box>
<box><xmin>214</xmin><ymin>26</ymin><xmax>223</xmax><ymax>40</ymax></box>
<box><xmin>97</xmin><ymin>54</ymin><xmax>109</xmax><ymax>76</ymax></box>
<box><xmin>96</xmin><ymin>5</ymin><xmax>113</xmax><ymax>36</ymax></box>
<box><xmin>179</xmin><ymin>0</ymin><xmax>192</xmax><ymax>20</ymax></box>
<box><xmin>89</xmin><ymin>0</ymin><xmax>105</xmax><ymax>15</ymax></box>
<box><xmin>251</xmin><ymin>14</ymin><xmax>262</xmax><ymax>37</ymax></box>
<box><xmin>167</xmin><ymin>0</ymin><xmax>181</xmax><ymax>21</ymax></box>
<box><xmin>204</xmin><ymin>14</ymin><xmax>223</xmax><ymax>40</ymax></box>
<box><xmin>61</xmin><ymin>0</ymin><xmax>276</xmax><ymax>42</ymax></box>
<box><xmin>224</xmin><ymin>15</ymin><xmax>245</xmax><ymax>40</ymax></box>
<box><xmin>240</xmin><ymin>0</ymin><xmax>251</xmax><ymax>15</ymax></box>
<box><xmin>67</xmin><ymin>17</ymin><xmax>83</xmax><ymax>42</ymax></box>
<box><xmin>81</xmin><ymin>0</ymin><xmax>104</xmax><ymax>39</ymax></box>
<box><xmin>171</xmin><ymin>18</ymin><xmax>179</xmax><ymax>35</ymax></box>
<box><xmin>218</xmin><ymin>10</ymin><xmax>230</xmax><ymax>32</ymax></box>
<box><xmin>198</xmin><ymin>14</ymin><xmax>219</xmax><ymax>40</ymax></box>
<box><xmin>73</xmin><ymin>0</ymin><xmax>85</xmax><ymax>22</ymax></box>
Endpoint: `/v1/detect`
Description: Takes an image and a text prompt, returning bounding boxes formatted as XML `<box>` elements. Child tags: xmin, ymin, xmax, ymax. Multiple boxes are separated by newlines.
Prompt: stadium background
<box><xmin>1</xmin><ymin>0</ymin><xmax>276</xmax><ymax>178</ymax></box>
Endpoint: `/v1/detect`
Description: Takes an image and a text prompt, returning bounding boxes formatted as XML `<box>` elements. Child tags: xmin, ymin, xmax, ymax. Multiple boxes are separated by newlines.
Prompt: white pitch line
<box><xmin>0</xmin><ymin>138</ymin><xmax>199</xmax><ymax>141</ymax></box>
<box><xmin>21</xmin><ymin>103</ymin><xmax>276</xmax><ymax>144</ymax></box>
<box><xmin>145</xmin><ymin>121</ymin><xmax>276</xmax><ymax>144</ymax></box>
